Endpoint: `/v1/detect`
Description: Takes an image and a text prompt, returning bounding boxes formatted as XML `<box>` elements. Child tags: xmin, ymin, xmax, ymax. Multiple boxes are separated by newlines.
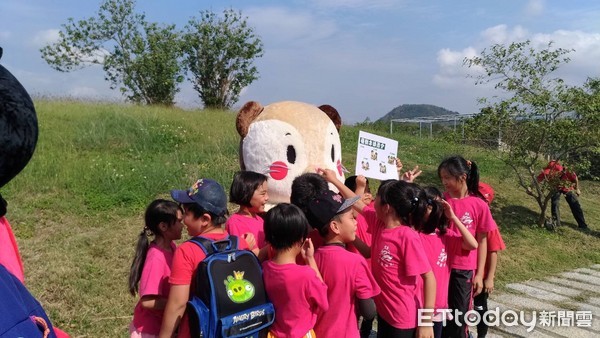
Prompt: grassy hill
<box><xmin>3</xmin><ymin>100</ymin><xmax>599</xmax><ymax>337</ymax></box>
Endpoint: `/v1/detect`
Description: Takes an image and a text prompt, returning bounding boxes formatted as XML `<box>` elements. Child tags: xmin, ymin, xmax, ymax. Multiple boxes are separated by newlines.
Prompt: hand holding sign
<box><xmin>355</xmin><ymin>131</ymin><xmax>399</xmax><ymax>180</ymax></box>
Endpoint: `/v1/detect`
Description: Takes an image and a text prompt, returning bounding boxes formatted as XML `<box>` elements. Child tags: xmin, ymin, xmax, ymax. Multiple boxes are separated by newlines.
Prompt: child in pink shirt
<box><xmin>343</xmin><ymin>175</ymin><xmax>373</xmax><ymax>252</ymax></box>
<box><xmin>226</xmin><ymin>171</ymin><xmax>269</xmax><ymax>249</ymax></box>
<box><xmin>0</xmin><ymin>216</ymin><xmax>25</xmax><ymax>282</ymax></box>
<box><xmin>306</xmin><ymin>190</ymin><xmax>380</xmax><ymax>338</ymax></box>
<box><xmin>418</xmin><ymin>186</ymin><xmax>478</xmax><ymax>338</ymax></box>
<box><xmin>473</xmin><ymin>183</ymin><xmax>506</xmax><ymax>338</ymax></box>
<box><xmin>159</xmin><ymin>178</ymin><xmax>251</xmax><ymax>338</ymax></box>
<box><xmin>128</xmin><ymin>199</ymin><xmax>184</xmax><ymax>338</ymax></box>
<box><xmin>324</xmin><ymin>171</ymin><xmax>435</xmax><ymax>338</ymax></box>
<box><xmin>438</xmin><ymin>157</ymin><xmax>498</xmax><ymax>338</ymax></box>
<box><xmin>262</xmin><ymin>203</ymin><xmax>329</xmax><ymax>338</ymax></box>
<box><xmin>290</xmin><ymin>173</ymin><xmax>332</xmax><ymax>262</ymax></box>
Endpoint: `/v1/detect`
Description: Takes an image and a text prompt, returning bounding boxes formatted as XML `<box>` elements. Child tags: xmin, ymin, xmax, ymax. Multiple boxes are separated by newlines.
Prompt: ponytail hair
<box><xmin>128</xmin><ymin>199</ymin><xmax>180</xmax><ymax>296</ymax></box>
<box><xmin>384</xmin><ymin>181</ymin><xmax>428</xmax><ymax>228</ymax></box>
<box><xmin>420</xmin><ymin>186</ymin><xmax>448</xmax><ymax>235</ymax></box>
<box><xmin>437</xmin><ymin>156</ymin><xmax>485</xmax><ymax>201</ymax></box>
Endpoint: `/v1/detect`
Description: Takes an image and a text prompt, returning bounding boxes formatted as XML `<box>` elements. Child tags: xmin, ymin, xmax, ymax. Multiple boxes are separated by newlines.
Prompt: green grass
<box><xmin>2</xmin><ymin>100</ymin><xmax>599</xmax><ymax>337</ymax></box>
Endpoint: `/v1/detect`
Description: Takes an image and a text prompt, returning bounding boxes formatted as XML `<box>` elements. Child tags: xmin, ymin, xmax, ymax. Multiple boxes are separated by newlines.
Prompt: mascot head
<box><xmin>236</xmin><ymin>101</ymin><xmax>345</xmax><ymax>207</ymax></box>
<box><xmin>0</xmin><ymin>47</ymin><xmax>39</xmax><ymax>216</ymax></box>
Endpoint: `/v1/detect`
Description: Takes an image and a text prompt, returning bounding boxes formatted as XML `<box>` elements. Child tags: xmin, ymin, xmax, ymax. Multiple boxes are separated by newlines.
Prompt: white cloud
<box><xmin>433</xmin><ymin>26</ymin><xmax>600</xmax><ymax>90</ymax></box>
<box><xmin>480</xmin><ymin>25</ymin><xmax>528</xmax><ymax>45</ymax></box>
<box><xmin>433</xmin><ymin>47</ymin><xmax>479</xmax><ymax>88</ymax></box>
<box><xmin>245</xmin><ymin>7</ymin><xmax>337</xmax><ymax>44</ymax></box>
<box><xmin>309</xmin><ymin>0</ymin><xmax>398</xmax><ymax>9</ymax></box>
<box><xmin>524</xmin><ymin>0</ymin><xmax>545</xmax><ymax>17</ymax></box>
<box><xmin>31</xmin><ymin>29</ymin><xmax>60</xmax><ymax>47</ymax></box>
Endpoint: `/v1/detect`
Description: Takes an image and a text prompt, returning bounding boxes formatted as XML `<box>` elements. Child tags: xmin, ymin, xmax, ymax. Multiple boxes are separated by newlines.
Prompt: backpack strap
<box><xmin>188</xmin><ymin>235</ymin><xmax>239</xmax><ymax>256</ymax></box>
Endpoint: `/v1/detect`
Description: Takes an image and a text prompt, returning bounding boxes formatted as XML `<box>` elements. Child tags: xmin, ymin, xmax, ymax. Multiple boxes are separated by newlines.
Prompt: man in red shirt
<box><xmin>539</xmin><ymin>161</ymin><xmax>589</xmax><ymax>229</ymax></box>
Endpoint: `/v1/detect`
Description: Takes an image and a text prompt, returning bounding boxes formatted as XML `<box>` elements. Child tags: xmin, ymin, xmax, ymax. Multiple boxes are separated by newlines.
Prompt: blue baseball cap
<box><xmin>171</xmin><ymin>178</ymin><xmax>228</xmax><ymax>216</ymax></box>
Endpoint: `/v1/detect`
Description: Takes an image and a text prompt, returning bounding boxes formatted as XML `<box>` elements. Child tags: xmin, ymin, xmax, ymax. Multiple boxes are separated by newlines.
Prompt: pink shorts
<box><xmin>129</xmin><ymin>322</ymin><xmax>158</xmax><ymax>338</ymax></box>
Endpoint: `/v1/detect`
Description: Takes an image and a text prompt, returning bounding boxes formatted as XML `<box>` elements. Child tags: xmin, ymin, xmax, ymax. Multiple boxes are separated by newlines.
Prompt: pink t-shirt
<box><xmin>358</xmin><ymin>202</ymin><xmax>374</xmax><ymax>243</ymax></box>
<box><xmin>225</xmin><ymin>213</ymin><xmax>266</xmax><ymax>249</ymax></box>
<box><xmin>313</xmin><ymin>245</ymin><xmax>380</xmax><ymax>338</ymax></box>
<box><xmin>170</xmin><ymin>232</ymin><xmax>249</xmax><ymax>338</ymax></box>
<box><xmin>262</xmin><ymin>261</ymin><xmax>329</xmax><ymax>338</ymax></box>
<box><xmin>132</xmin><ymin>242</ymin><xmax>176</xmax><ymax>335</ymax></box>
<box><xmin>0</xmin><ymin>216</ymin><xmax>25</xmax><ymax>283</ymax></box>
<box><xmin>443</xmin><ymin>194</ymin><xmax>498</xmax><ymax>270</ymax></box>
<box><xmin>487</xmin><ymin>228</ymin><xmax>506</xmax><ymax>253</ymax></box>
<box><xmin>364</xmin><ymin>208</ymin><xmax>432</xmax><ymax>329</ymax></box>
<box><xmin>347</xmin><ymin>207</ymin><xmax>373</xmax><ymax>257</ymax></box>
<box><xmin>482</xmin><ymin>228</ymin><xmax>506</xmax><ymax>279</ymax></box>
<box><xmin>419</xmin><ymin>230</ymin><xmax>461</xmax><ymax>319</ymax></box>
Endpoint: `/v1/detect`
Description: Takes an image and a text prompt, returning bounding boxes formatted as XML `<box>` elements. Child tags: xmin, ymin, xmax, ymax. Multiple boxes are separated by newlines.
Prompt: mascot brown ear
<box><xmin>236</xmin><ymin>101</ymin><xmax>264</xmax><ymax>138</ymax></box>
<box><xmin>318</xmin><ymin>104</ymin><xmax>342</xmax><ymax>131</ymax></box>
<box><xmin>236</xmin><ymin>101</ymin><xmax>263</xmax><ymax>170</ymax></box>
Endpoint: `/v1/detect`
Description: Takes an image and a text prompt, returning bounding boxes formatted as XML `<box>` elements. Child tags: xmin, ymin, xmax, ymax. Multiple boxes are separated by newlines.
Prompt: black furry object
<box><xmin>0</xmin><ymin>48</ymin><xmax>39</xmax><ymax>189</ymax></box>
<box><xmin>0</xmin><ymin>193</ymin><xmax>6</xmax><ymax>217</ymax></box>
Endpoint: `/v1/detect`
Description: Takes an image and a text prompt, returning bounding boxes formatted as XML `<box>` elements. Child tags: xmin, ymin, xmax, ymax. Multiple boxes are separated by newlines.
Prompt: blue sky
<box><xmin>1</xmin><ymin>0</ymin><xmax>599</xmax><ymax>123</ymax></box>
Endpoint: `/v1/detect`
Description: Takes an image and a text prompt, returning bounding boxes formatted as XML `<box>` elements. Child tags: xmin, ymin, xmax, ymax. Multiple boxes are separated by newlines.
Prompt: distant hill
<box><xmin>376</xmin><ymin>104</ymin><xmax>459</xmax><ymax>123</ymax></box>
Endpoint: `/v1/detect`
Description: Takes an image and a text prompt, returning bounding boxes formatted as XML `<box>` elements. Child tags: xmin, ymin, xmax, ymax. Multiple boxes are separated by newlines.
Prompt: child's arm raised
<box><xmin>353</xmin><ymin>174</ymin><xmax>373</xmax><ymax>206</ymax></box>
<box><xmin>397</xmin><ymin>158</ymin><xmax>423</xmax><ymax>183</ymax></box>
<box><xmin>319</xmin><ymin>168</ymin><xmax>367</xmax><ymax>214</ymax></box>
<box><xmin>441</xmin><ymin>200</ymin><xmax>478</xmax><ymax>250</ymax></box>
<box><xmin>301</xmin><ymin>238</ymin><xmax>324</xmax><ymax>283</ymax></box>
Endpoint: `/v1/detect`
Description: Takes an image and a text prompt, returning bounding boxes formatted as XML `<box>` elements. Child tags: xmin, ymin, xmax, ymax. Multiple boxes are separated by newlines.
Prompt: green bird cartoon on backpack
<box><xmin>224</xmin><ymin>271</ymin><xmax>255</xmax><ymax>303</ymax></box>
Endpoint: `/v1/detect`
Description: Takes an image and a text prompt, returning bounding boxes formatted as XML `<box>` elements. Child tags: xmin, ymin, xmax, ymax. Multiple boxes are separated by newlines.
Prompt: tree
<box><xmin>464</xmin><ymin>40</ymin><xmax>600</xmax><ymax>227</ymax></box>
<box><xmin>182</xmin><ymin>9</ymin><xmax>264</xmax><ymax>109</ymax></box>
<box><xmin>40</xmin><ymin>0</ymin><xmax>183</xmax><ymax>105</ymax></box>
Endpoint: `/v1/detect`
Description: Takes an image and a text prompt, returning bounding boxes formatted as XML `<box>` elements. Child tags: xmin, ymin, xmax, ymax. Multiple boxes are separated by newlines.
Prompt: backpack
<box><xmin>186</xmin><ymin>235</ymin><xmax>274</xmax><ymax>338</ymax></box>
<box><xmin>0</xmin><ymin>264</ymin><xmax>57</xmax><ymax>338</ymax></box>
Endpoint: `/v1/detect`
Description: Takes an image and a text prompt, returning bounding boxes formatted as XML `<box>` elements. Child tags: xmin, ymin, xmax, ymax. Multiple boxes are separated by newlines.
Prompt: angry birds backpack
<box><xmin>186</xmin><ymin>236</ymin><xmax>274</xmax><ymax>338</ymax></box>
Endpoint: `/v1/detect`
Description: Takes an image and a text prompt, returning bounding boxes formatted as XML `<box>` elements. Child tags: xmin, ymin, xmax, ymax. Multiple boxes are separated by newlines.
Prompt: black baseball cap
<box><xmin>307</xmin><ymin>190</ymin><xmax>359</xmax><ymax>230</ymax></box>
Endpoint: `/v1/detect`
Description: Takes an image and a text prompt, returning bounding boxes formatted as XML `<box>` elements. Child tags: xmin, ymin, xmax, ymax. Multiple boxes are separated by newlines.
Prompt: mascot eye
<box><xmin>331</xmin><ymin>144</ymin><xmax>335</xmax><ymax>162</ymax></box>
<box><xmin>287</xmin><ymin>145</ymin><xmax>296</xmax><ymax>164</ymax></box>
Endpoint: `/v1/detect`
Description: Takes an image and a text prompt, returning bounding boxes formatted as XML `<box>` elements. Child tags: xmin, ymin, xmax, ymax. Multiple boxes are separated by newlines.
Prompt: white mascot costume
<box><xmin>236</xmin><ymin>101</ymin><xmax>345</xmax><ymax>209</ymax></box>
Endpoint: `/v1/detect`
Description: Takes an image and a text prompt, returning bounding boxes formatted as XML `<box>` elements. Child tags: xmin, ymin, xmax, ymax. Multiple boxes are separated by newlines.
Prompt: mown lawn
<box><xmin>3</xmin><ymin>100</ymin><xmax>598</xmax><ymax>337</ymax></box>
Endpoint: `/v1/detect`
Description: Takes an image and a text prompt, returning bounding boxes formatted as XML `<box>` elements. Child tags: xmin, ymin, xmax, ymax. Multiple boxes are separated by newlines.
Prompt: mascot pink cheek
<box><xmin>337</xmin><ymin>159</ymin><xmax>343</xmax><ymax>177</ymax></box>
<box><xmin>269</xmin><ymin>161</ymin><xmax>289</xmax><ymax>180</ymax></box>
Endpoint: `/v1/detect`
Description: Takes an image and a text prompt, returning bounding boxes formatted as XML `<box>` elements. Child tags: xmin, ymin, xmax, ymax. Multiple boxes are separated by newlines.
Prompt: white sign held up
<box><xmin>354</xmin><ymin>131</ymin><xmax>399</xmax><ymax>181</ymax></box>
